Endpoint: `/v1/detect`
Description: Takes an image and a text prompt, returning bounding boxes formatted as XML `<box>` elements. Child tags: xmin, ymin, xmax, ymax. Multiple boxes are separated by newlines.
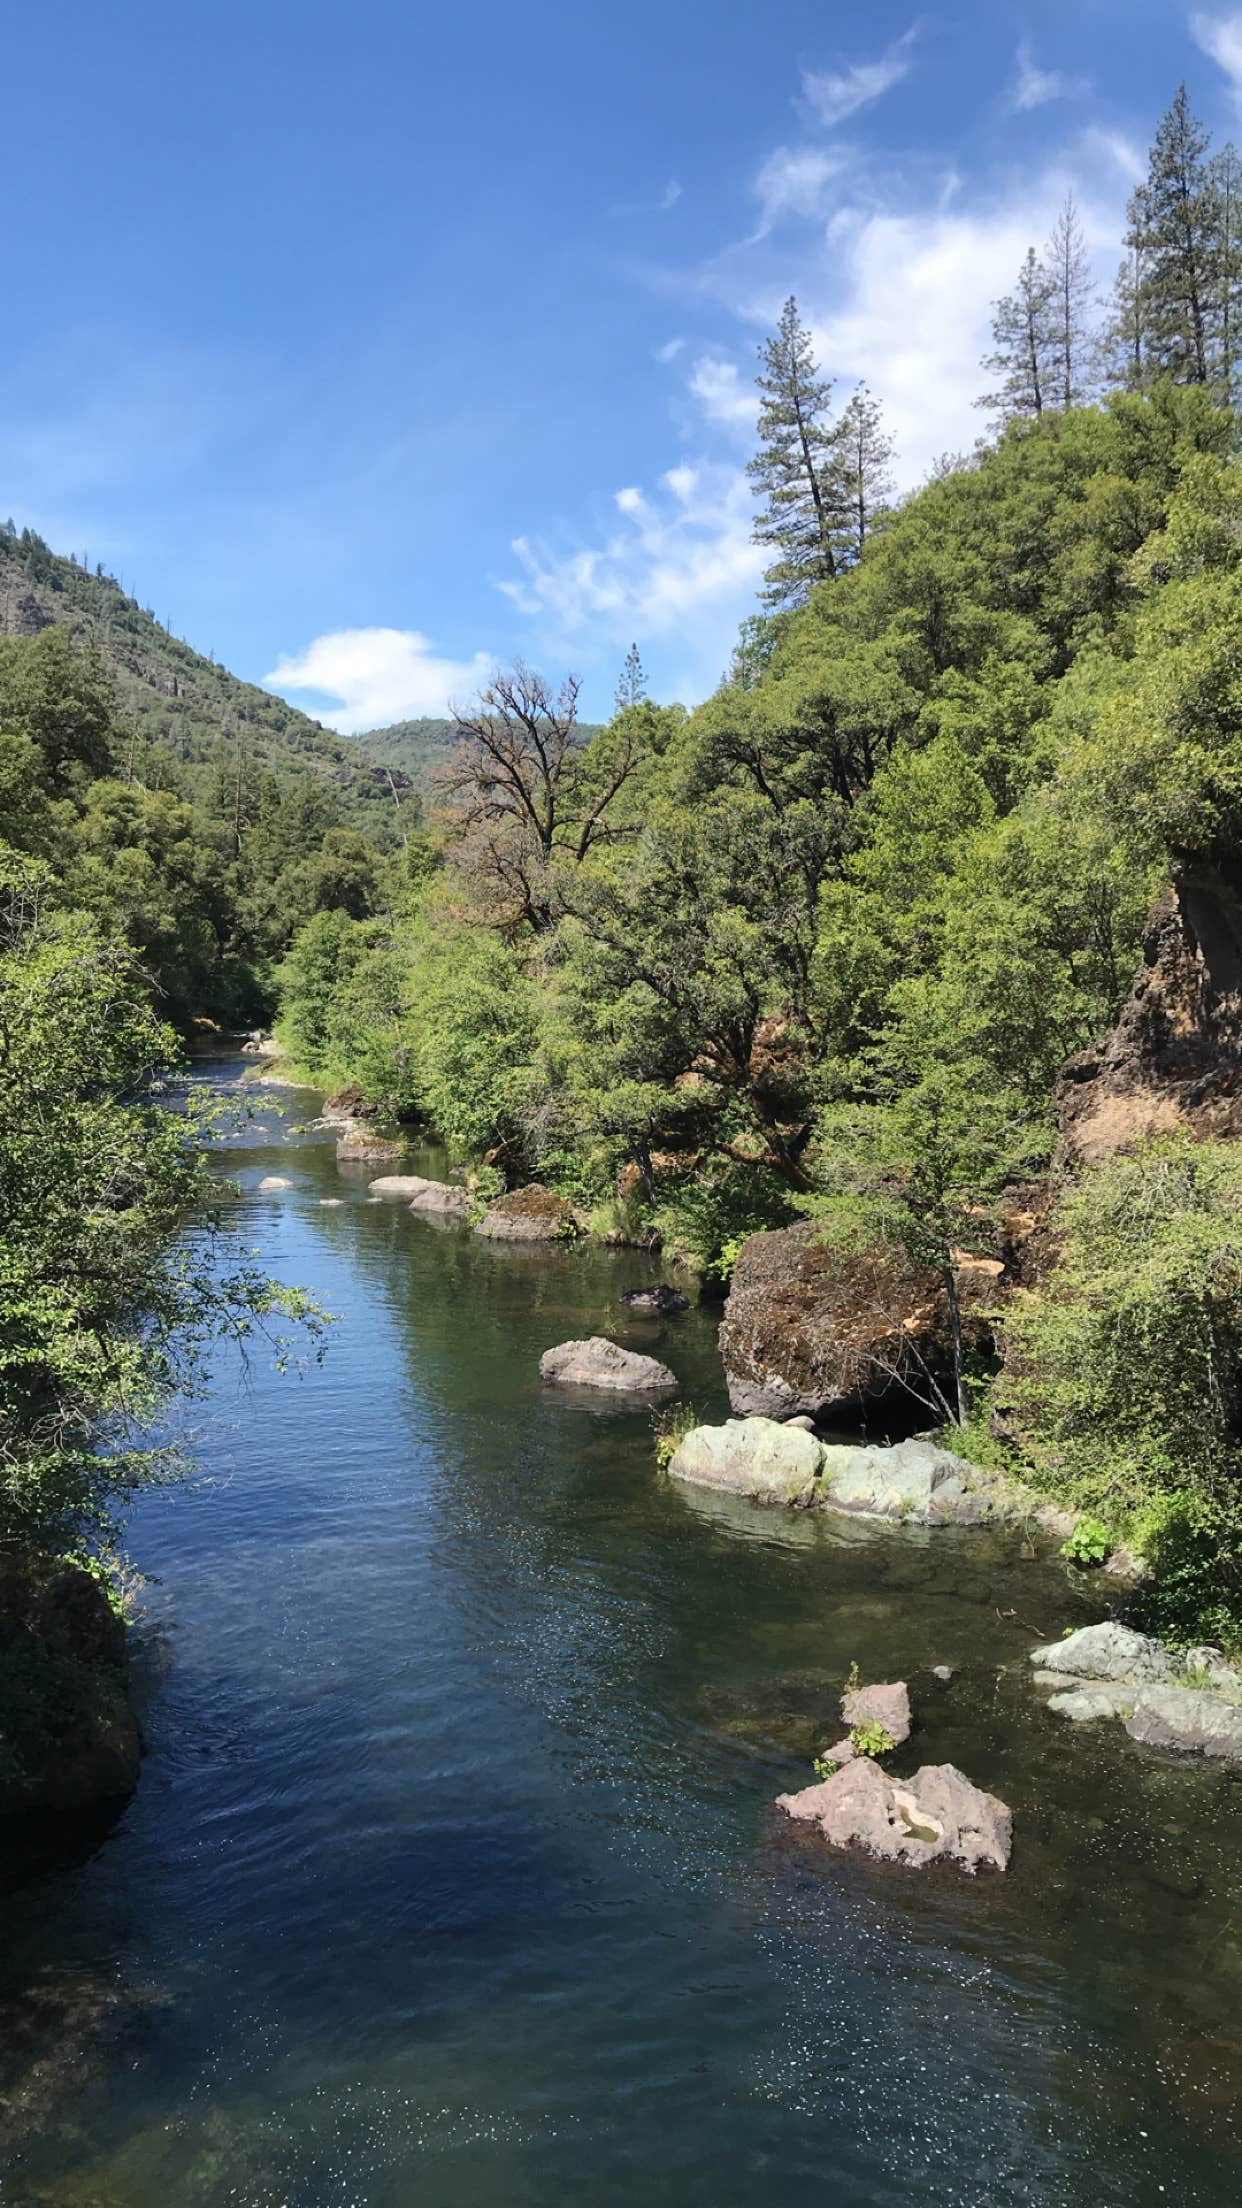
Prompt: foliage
<box><xmin>652</xmin><ymin>1401</ymin><xmax>699</xmax><ymax>1472</ymax></box>
<box><xmin>1061</xmin><ymin>1517</ymin><xmax>1112</xmax><ymax>1568</ymax></box>
<box><xmin>848</xmin><ymin>1721</ymin><xmax>896</xmax><ymax>1760</ymax></box>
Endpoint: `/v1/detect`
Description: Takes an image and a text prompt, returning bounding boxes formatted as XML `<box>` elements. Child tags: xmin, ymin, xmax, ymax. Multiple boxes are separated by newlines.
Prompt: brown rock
<box><xmin>777</xmin><ymin>1758</ymin><xmax>1011</xmax><ymax>1873</ymax></box>
<box><xmin>842</xmin><ymin>1680</ymin><xmax>911</xmax><ymax>1746</ymax></box>
<box><xmin>320</xmin><ymin>1083</ymin><xmax>379</xmax><ymax>1125</ymax></box>
<box><xmin>1056</xmin><ymin>866</ymin><xmax>1242</xmax><ymax>1162</ymax></box>
<box><xmin>539</xmin><ymin>1337</ymin><xmax>677</xmax><ymax>1392</ymax></box>
<box><xmin>475</xmin><ymin>1184</ymin><xmax>578</xmax><ymax>1242</ymax></box>
<box><xmin>719</xmin><ymin>1222</ymin><xmax>997</xmax><ymax>1420</ymax></box>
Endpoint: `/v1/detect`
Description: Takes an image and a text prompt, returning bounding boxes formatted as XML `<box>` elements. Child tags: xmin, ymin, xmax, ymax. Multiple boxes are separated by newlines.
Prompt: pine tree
<box><xmin>1044</xmin><ymin>194</ymin><xmax>1096</xmax><ymax>409</ymax></box>
<box><xmin>616</xmin><ymin>642</ymin><xmax>647</xmax><ymax>711</ymax></box>
<box><xmin>832</xmin><ymin>383</ymin><xmax>895</xmax><ymax>562</ymax></box>
<box><xmin>1135</xmin><ymin>85</ymin><xmax>1216</xmax><ymax>386</ymax></box>
<box><xmin>1212</xmin><ymin>143</ymin><xmax>1242</xmax><ymax>405</ymax></box>
<box><xmin>747</xmin><ymin>296</ymin><xmax>841</xmax><ymax>608</ymax></box>
<box><xmin>1098</xmin><ymin>226</ymin><xmax>1150</xmax><ymax>393</ymax></box>
<box><xmin>978</xmin><ymin>248</ymin><xmax>1056</xmax><ymax>422</ymax></box>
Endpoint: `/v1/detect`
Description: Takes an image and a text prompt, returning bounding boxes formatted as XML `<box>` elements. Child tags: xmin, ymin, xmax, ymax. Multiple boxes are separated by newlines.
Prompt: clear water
<box><xmin>2</xmin><ymin>1066</ymin><xmax>1241</xmax><ymax>2206</ymax></box>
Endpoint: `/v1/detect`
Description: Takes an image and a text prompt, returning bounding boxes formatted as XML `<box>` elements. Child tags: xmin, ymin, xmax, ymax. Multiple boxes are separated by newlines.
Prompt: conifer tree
<box><xmin>833</xmin><ymin>383</ymin><xmax>895</xmax><ymax>561</ymax></box>
<box><xmin>1132</xmin><ymin>85</ymin><xmax>1216</xmax><ymax>386</ymax></box>
<box><xmin>1212</xmin><ymin>143</ymin><xmax>1242</xmax><ymax>405</ymax></box>
<box><xmin>616</xmin><ymin>642</ymin><xmax>647</xmax><ymax>710</ymax></box>
<box><xmin>1044</xmin><ymin>194</ymin><xmax>1096</xmax><ymax>408</ymax></box>
<box><xmin>978</xmin><ymin>248</ymin><xmax>1055</xmax><ymax>422</ymax></box>
<box><xmin>1098</xmin><ymin>228</ymin><xmax>1150</xmax><ymax>393</ymax></box>
<box><xmin>747</xmin><ymin>296</ymin><xmax>841</xmax><ymax>607</ymax></box>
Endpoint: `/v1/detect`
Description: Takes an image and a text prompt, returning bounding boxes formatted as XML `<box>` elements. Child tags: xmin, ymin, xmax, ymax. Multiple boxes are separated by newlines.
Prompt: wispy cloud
<box><xmin>1193</xmin><ymin>10</ymin><xmax>1242</xmax><ymax>98</ymax></box>
<box><xmin>1009</xmin><ymin>41</ymin><xmax>1090</xmax><ymax>112</ymax></box>
<box><xmin>655</xmin><ymin>336</ymin><xmax>687</xmax><ymax>363</ymax></box>
<box><xmin>801</xmin><ymin>26</ymin><xmax>918</xmax><ymax>129</ymax></box>
<box><xmin>613</xmin><ymin>177</ymin><xmax>684</xmax><ymax>217</ymax></box>
<box><xmin>686</xmin><ymin>355</ymin><xmax>756</xmax><ymax>432</ymax></box>
<box><xmin>265</xmin><ymin>628</ymin><xmax>493</xmax><ymax>732</ymax></box>
<box><xmin>498</xmin><ymin>461</ymin><xmax>763</xmax><ymax>700</ymax></box>
<box><xmin>753</xmin><ymin>145</ymin><xmax>850</xmax><ymax>231</ymax></box>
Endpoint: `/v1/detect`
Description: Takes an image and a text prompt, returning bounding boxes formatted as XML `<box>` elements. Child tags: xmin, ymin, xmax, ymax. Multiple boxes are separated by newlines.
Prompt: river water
<box><xmin>1</xmin><ymin>1067</ymin><xmax>1241</xmax><ymax>2205</ymax></box>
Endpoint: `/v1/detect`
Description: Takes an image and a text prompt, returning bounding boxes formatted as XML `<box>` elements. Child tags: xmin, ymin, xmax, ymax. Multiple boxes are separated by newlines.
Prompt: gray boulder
<box><xmin>1029</xmin><ymin>1622</ymin><xmax>1174</xmax><ymax>1684</ymax></box>
<box><xmin>667</xmin><ymin>1417</ymin><xmax>825</xmax><ymax>1505</ymax></box>
<box><xmin>1126</xmin><ymin>1687</ymin><xmax>1242</xmax><ymax>1761</ymax></box>
<box><xmin>407</xmin><ymin>1180</ymin><xmax>469</xmax><ymax>1217</ymax></box>
<box><xmin>258</xmin><ymin>1175</ymin><xmax>291</xmax><ymax>1191</ymax></box>
<box><xmin>369</xmin><ymin>1175</ymin><xmax>437</xmax><ymax>1199</ymax></box>
<box><xmin>842</xmin><ymin>1680</ymin><xmax>911</xmax><ymax>1745</ymax></box>
<box><xmin>666</xmin><ymin>1417</ymin><xmax>1045</xmax><ymax>1528</ymax></box>
<box><xmin>778</xmin><ymin>1758</ymin><xmax>1011</xmax><ymax>1873</ymax></box>
<box><xmin>620</xmin><ymin>1283</ymin><xmax>689</xmax><ymax>1315</ymax></box>
<box><xmin>477</xmin><ymin>1185</ymin><xmax>577</xmax><ymax>1242</ymax></box>
<box><xmin>540</xmin><ymin>1337</ymin><xmax>677</xmax><ymax>1394</ymax></box>
<box><xmin>1047</xmin><ymin>1685</ymin><xmax>1134</xmax><ymax>1723</ymax></box>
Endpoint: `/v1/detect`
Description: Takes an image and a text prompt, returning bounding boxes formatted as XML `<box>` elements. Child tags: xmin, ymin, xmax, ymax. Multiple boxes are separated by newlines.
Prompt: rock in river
<box><xmin>666</xmin><ymin>1417</ymin><xmax>1054</xmax><ymax>1527</ymax></box>
<box><xmin>0</xmin><ymin>1554</ymin><xmax>141</xmax><ymax>1819</ymax></box>
<box><xmin>540</xmin><ymin>1338</ymin><xmax>677</xmax><ymax>1393</ymax></box>
<box><xmin>620</xmin><ymin>1284</ymin><xmax>689</xmax><ymax>1315</ymax></box>
<box><xmin>1031</xmin><ymin>1622</ymin><xmax>1242</xmax><ymax>1761</ymax></box>
<box><xmin>258</xmin><ymin>1175</ymin><xmax>291</xmax><ymax>1191</ymax></box>
<box><xmin>778</xmin><ymin>1759</ymin><xmax>1011</xmax><ymax>1873</ymax></box>
<box><xmin>476</xmin><ymin>1184</ymin><xmax>578</xmax><ymax>1242</ymax></box>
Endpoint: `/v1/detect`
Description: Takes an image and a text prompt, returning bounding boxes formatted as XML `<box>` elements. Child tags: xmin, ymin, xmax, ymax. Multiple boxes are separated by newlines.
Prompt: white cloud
<box><xmin>753</xmin><ymin>146</ymin><xmax>850</xmax><ymax>230</ymax></box>
<box><xmin>1010</xmin><ymin>41</ymin><xmax>1090</xmax><ymax>112</ymax></box>
<box><xmin>801</xmin><ymin>27</ymin><xmax>918</xmax><ymax>129</ymax></box>
<box><xmin>660</xmin><ymin>179</ymin><xmax>683</xmax><ymax>211</ymax></box>
<box><xmin>655</xmin><ymin>336</ymin><xmax>687</xmax><ymax>362</ymax></box>
<box><xmin>1080</xmin><ymin>126</ymin><xmax>1145</xmax><ymax>184</ymax></box>
<box><xmin>687</xmin><ymin>355</ymin><xmax>756</xmax><ymax>431</ymax></box>
<box><xmin>1193</xmin><ymin>10</ymin><xmax>1242</xmax><ymax>96</ymax></box>
<box><xmin>497</xmin><ymin>463</ymin><xmax>764</xmax><ymax>700</ymax></box>
<box><xmin>264</xmin><ymin>627</ymin><xmax>493</xmax><ymax>733</ymax></box>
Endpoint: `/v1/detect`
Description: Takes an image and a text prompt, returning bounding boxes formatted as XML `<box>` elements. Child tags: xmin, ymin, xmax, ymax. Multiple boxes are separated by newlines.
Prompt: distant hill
<box><xmin>351</xmin><ymin>713</ymin><xmax>604</xmax><ymax>783</ymax></box>
<box><xmin>0</xmin><ymin>525</ymin><xmax>413</xmax><ymax>821</ymax></box>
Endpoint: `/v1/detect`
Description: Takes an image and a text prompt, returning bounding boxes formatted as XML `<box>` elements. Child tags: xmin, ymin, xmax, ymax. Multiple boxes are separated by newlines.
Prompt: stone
<box><xmin>336</xmin><ymin>1131</ymin><xmax>406</xmax><ymax>1161</ymax></box>
<box><xmin>258</xmin><ymin>1175</ymin><xmax>291</xmax><ymax>1191</ymax></box>
<box><xmin>476</xmin><ymin>1184</ymin><xmax>578</xmax><ymax>1242</ymax></box>
<box><xmin>666</xmin><ymin>1417</ymin><xmax>1053</xmax><ymax>1528</ymax></box>
<box><xmin>932</xmin><ymin>1665</ymin><xmax>954</xmax><ymax>1682</ymax></box>
<box><xmin>1047</xmin><ymin>1686</ymin><xmax>1134</xmax><ymax>1723</ymax></box>
<box><xmin>667</xmin><ymin>1417</ymin><xmax>826</xmax><ymax>1506</ymax></box>
<box><xmin>0</xmin><ymin>1555</ymin><xmax>140</xmax><ymax>1819</ymax></box>
<box><xmin>619</xmin><ymin>1283</ymin><xmax>689</xmax><ymax>1314</ymax></box>
<box><xmin>719</xmin><ymin>1219</ymin><xmax>998</xmax><ymax>1421</ymax></box>
<box><xmin>368</xmin><ymin>1175</ymin><xmax>438</xmax><ymax>1200</ymax></box>
<box><xmin>785</xmin><ymin>1414</ymin><xmax>817</xmax><ymax>1433</ymax></box>
<box><xmin>1125</xmin><ymin>1687</ymin><xmax>1242</xmax><ymax>1762</ymax></box>
<box><xmin>1028</xmin><ymin>1622</ymin><xmax>1175</xmax><ymax>1684</ymax></box>
<box><xmin>778</xmin><ymin>1759</ymin><xmax>1011</xmax><ymax>1873</ymax></box>
<box><xmin>319</xmin><ymin>1198</ymin><xmax>344</xmax><ymax>1207</ymax></box>
<box><xmin>539</xmin><ymin>1337</ymin><xmax>677</xmax><ymax>1393</ymax></box>
<box><xmin>319</xmin><ymin>1083</ymin><xmax>378</xmax><ymax>1126</ymax></box>
<box><xmin>842</xmin><ymin>1680</ymin><xmax>911</xmax><ymax>1746</ymax></box>
<box><xmin>407</xmin><ymin>1180</ymin><xmax>469</xmax><ymax>1217</ymax></box>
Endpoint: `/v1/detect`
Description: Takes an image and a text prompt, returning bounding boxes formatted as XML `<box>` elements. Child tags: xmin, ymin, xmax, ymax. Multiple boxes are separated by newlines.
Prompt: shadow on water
<box><xmin>2</xmin><ymin>1062</ymin><xmax>1241</xmax><ymax>2204</ymax></box>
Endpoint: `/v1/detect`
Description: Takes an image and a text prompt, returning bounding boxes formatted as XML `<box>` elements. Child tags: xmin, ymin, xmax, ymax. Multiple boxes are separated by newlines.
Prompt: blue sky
<box><xmin>6</xmin><ymin>0</ymin><xmax>1242</xmax><ymax>727</ymax></box>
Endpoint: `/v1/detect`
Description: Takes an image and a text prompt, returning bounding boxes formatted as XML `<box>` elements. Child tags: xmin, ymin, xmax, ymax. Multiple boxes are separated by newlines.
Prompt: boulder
<box><xmin>842</xmin><ymin>1680</ymin><xmax>911</xmax><ymax>1746</ymax></box>
<box><xmin>258</xmin><ymin>1175</ymin><xmax>291</xmax><ymax>1191</ymax></box>
<box><xmin>666</xmin><ymin>1418</ymin><xmax>1053</xmax><ymax>1527</ymax></box>
<box><xmin>369</xmin><ymin>1175</ymin><xmax>438</xmax><ymax>1200</ymax></box>
<box><xmin>408</xmin><ymin>1181</ymin><xmax>469</xmax><ymax>1217</ymax></box>
<box><xmin>718</xmin><ymin>1220</ymin><xmax>999</xmax><ymax>1419</ymax></box>
<box><xmin>0</xmin><ymin>1555</ymin><xmax>140</xmax><ymax>1820</ymax></box>
<box><xmin>1125</xmin><ymin>1687</ymin><xmax>1242</xmax><ymax>1762</ymax></box>
<box><xmin>778</xmin><ymin>1759</ymin><xmax>1011</xmax><ymax>1873</ymax></box>
<box><xmin>1056</xmin><ymin>866</ymin><xmax>1242</xmax><ymax>1163</ymax></box>
<box><xmin>668</xmin><ymin>1417</ymin><xmax>826</xmax><ymax>1506</ymax></box>
<box><xmin>620</xmin><ymin>1284</ymin><xmax>689</xmax><ymax>1315</ymax></box>
<box><xmin>319</xmin><ymin>1083</ymin><xmax>378</xmax><ymax>1126</ymax></box>
<box><xmin>476</xmin><ymin>1185</ymin><xmax>578</xmax><ymax>1242</ymax></box>
<box><xmin>1029</xmin><ymin>1622</ymin><xmax>1174</xmax><ymax>1684</ymax></box>
<box><xmin>1047</xmin><ymin>1686</ymin><xmax>1134</xmax><ymax>1723</ymax></box>
<box><xmin>540</xmin><ymin>1337</ymin><xmax>677</xmax><ymax>1393</ymax></box>
<box><xmin>336</xmin><ymin>1131</ymin><xmax>406</xmax><ymax>1161</ymax></box>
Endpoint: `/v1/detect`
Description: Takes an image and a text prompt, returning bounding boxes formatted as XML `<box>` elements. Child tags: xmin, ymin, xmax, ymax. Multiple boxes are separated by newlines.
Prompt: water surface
<box><xmin>2</xmin><ymin>1067</ymin><xmax>1240</xmax><ymax>2205</ymax></box>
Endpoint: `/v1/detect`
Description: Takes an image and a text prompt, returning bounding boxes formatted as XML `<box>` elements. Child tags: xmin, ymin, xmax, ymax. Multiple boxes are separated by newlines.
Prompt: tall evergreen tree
<box><xmin>978</xmin><ymin>248</ymin><xmax>1055</xmax><ymax>422</ymax></box>
<box><xmin>747</xmin><ymin>297</ymin><xmax>841</xmax><ymax>607</ymax></box>
<box><xmin>1211</xmin><ymin>143</ymin><xmax>1242</xmax><ymax>405</ymax></box>
<box><xmin>1044</xmin><ymin>194</ymin><xmax>1096</xmax><ymax>408</ymax></box>
<box><xmin>832</xmin><ymin>383</ymin><xmax>895</xmax><ymax>562</ymax></box>
<box><xmin>1132</xmin><ymin>85</ymin><xmax>1216</xmax><ymax>386</ymax></box>
<box><xmin>1098</xmin><ymin>228</ymin><xmax>1150</xmax><ymax>394</ymax></box>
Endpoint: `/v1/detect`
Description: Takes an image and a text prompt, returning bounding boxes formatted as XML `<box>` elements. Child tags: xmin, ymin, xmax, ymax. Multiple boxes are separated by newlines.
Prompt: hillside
<box><xmin>0</xmin><ymin>524</ymin><xmax>412</xmax><ymax>820</ymax></box>
<box><xmin>352</xmin><ymin>713</ymin><xmax>605</xmax><ymax>781</ymax></box>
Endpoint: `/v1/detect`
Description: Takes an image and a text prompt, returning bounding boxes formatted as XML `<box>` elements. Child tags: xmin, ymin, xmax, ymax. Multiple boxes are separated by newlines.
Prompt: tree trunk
<box><xmin>943</xmin><ymin>1262</ymin><xmax>968</xmax><ymax>1427</ymax></box>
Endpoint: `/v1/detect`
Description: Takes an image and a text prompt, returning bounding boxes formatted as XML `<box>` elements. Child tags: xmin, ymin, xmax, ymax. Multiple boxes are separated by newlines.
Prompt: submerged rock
<box><xmin>476</xmin><ymin>1185</ymin><xmax>577</xmax><ymax>1242</ymax></box>
<box><xmin>778</xmin><ymin>1759</ymin><xmax>1011</xmax><ymax>1873</ymax></box>
<box><xmin>718</xmin><ymin>1220</ymin><xmax>998</xmax><ymax>1421</ymax></box>
<box><xmin>620</xmin><ymin>1283</ymin><xmax>689</xmax><ymax>1315</ymax></box>
<box><xmin>1126</xmin><ymin>1687</ymin><xmax>1242</xmax><ymax>1762</ymax></box>
<box><xmin>540</xmin><ymin>1337</ymin><xmax>677</xmax><ymax>1393</ymax></box>
<box><xmin>666</xmin><ymin>1417</ymin><xmax>1055</xmax><ymax>1528</ymax></box>
<box><xmin>258</xmin><ymin>1175</ymin><xmax>291</xmax><ymax>1191</ymax></box>
<box><xmin>1047</xmin><ymin>1686</ymin><xmax>1134</xmax><ymax>1723</ymax></box>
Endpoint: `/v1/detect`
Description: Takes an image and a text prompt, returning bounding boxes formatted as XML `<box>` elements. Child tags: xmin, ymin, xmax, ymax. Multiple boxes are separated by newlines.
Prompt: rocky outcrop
<box><xmin>666</xmin><ymin>1417</ymin><xmax>1067</xmax><ymax>1530</ymax></box>
<box><xmin>476</xmin><ymin>1185</ymin><xmax>577</xmax><ymax>1242</ymax></box>
<box><xmin>718</xmin><ymin>1221</ymin><xmax>998</xmax><ymax>1421</ymax></box>
<box><xmin>539</xmin><ymin>1338</ymin><xmax>677</xmax><ymax>1393</ymax></box>
<box><xmin>0</xmin><ymin>1556</ymin><xmax>140</xmax><ymax>1819</ymax></box>
<box><xmin>778</xmin><ymin>1759</ymin><xmax>1011</xmax><ymax>1873</ymax></box>
<box><xmin>620</xmin><ymin>1284</ymin><xmax>689</xmax><ymax>1315</ymax></box>
<box><xmin>319</xmin><ymin>1083</ymin><xmax>379</xmax><ymax>1126</ymax></box>
<box><xmin>1031</xmin><ymin>1624</ymin><xmax>1242</xmax><ymax>1761</ymax></box>
<box><xmin>1056</xmin><ymin>866</ymin><xmax>1242</xmax><ymax>1162</ymax></box>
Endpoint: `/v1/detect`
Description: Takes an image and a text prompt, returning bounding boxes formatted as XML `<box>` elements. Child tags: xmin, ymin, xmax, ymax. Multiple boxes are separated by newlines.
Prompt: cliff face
<box><xmin>1056</xmin><ymin>865</ymin><xmax>1242</xmax><ymax>1162</ymax></box>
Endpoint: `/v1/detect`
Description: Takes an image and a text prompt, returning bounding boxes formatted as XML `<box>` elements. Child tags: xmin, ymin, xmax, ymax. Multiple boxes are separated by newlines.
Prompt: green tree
<box><xmin>979</xmin><ymin>248</ymin><xmax>1055</xmax><ymax>422</ymax></box>
<box><xmin>1130</xmin><ymin>84</ymin><xmax>1216</xmax><ymax>387</ymax></box>
<box><xmin>832</xmin><ymin>382</ymin><xmax>895</xmax><ymax>562</ymax></box>
<box><xmin>1044</xmin><ymin>194</ymin><xmax>1096</xmax><ymax>409</ymax></box>
<box><xmin>747</xmin><ymin>296</ymin><xmax>841</xmax><ymax>607</ymax></box>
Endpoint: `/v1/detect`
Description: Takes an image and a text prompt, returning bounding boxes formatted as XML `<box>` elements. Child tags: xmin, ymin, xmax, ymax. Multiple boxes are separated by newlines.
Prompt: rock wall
<box><xmin>1056</xmin><ymin>864</ymin><xmax>1242</xmax><ymax>1162</ymax></box>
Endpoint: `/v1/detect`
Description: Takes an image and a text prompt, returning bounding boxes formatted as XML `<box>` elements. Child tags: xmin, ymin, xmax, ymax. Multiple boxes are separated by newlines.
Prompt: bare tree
<box><xmin>442</xmin><ymin>664</ymin><xmax>644</xmax><ymax>931</ymax></box>
<box><xmin>1044</xmin><ymin>194</ymin><xmax>1096</xmax><ymax>409</ymax></box>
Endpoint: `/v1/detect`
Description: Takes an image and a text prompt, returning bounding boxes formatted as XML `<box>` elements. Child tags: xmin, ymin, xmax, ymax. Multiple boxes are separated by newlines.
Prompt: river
<box><xmin>1</xmin><ymin>1064</ymin><xmax>1240</xmax><ymax>2204</ymax></box>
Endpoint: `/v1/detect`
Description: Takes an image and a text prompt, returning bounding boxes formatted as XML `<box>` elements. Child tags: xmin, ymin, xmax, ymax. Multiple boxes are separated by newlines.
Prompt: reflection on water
<box><xmin>1</xmin><ymin>1063</ymin><xmax>1240</xmax><ymax>2204</ymax></box>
